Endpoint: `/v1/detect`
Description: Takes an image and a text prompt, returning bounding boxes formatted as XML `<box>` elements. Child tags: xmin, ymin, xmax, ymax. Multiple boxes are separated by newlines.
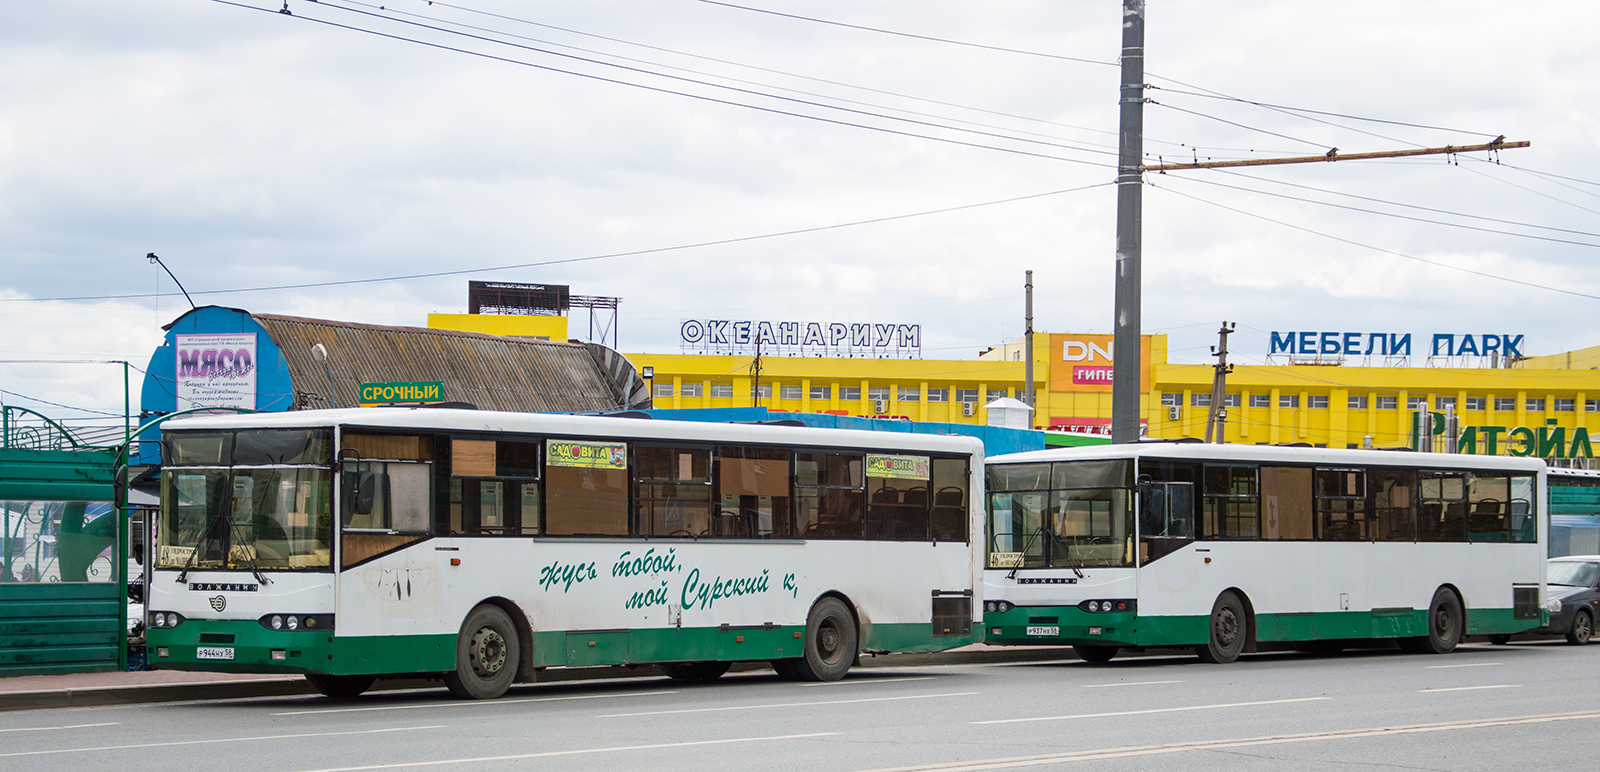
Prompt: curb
<box><xmin>0</xmin><ymin>647</ymin><xmax>1082</xmax><ymax>712</ymax></box>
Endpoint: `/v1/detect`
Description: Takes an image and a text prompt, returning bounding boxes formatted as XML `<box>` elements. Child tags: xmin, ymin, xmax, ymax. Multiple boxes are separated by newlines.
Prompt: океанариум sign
<box><xmin>680</xmin><ymin>319</ymin><xmax>920</xmax><ymax>356</ymax></box>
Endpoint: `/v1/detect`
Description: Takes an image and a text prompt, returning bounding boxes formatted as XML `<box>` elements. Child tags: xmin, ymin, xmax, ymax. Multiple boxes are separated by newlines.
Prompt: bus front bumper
<box><xmin>984</xmin><ymin>606</ymin><xmax>1139</xmax><ymax>647</ymax></box>
<box><xmin>146</xmin><ymin>619</ymin><xmax>337</xmax><ymax>675</ymax></box>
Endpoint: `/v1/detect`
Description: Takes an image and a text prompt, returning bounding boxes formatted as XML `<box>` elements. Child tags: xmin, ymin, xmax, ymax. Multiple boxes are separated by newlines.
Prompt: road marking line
<box><xmin>274</xmin><ymin>690</ymin><xmax>673</xmax><ymax>715</ymax></box>
<box><xmin>288</xmin><ymin>732</ymin><xmax>839</xmax><ymax>772</ymax></box>
<box><xmin>0</xmin><ymin>722</ymin><xmax>118</xmax><ymax>733</ymax></box>
<box><xmin>1426</xmin><ymin>662</ymin><xmax>1502</xmax><ymax>669</ymax></box>
<box><xmin>1081</xmin><ymin>680</ymin><xmax>1182</xmax><ymax>689</ymax></box>
<box><xmin>860</xmin><ymin>710</ymin><xmax>1600</xmax><ymax>770</ymax></box>
<box><xmin>0</xmin><ymin>726</ymin><xmax>444</xmax><ymax>758</ymax></box>
<box><xmin>971</xmin><ymin>697</ymin><xmax>1329</xmax><ymax>725</ymax></box>
<box><xmin>599</xmin><ymin>692</ymin><xmax>977</xmax><ymax>718</ymax></box>
<box><xmin>802</xmin><ymin>677</ymin><xmax>935</xmax><ymax>687</ymax></box>
<box><xmin>1419</xmin><ymin>685</ymin><xmax>1520</xmax><ymax>693</ymax></box>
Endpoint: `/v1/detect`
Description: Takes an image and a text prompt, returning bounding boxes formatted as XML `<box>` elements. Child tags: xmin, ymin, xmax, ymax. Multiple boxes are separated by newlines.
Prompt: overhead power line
<box><xmin>2</xmin><ymin>182</ymin><xmax>1111</xmax><ymax>303</ymax></box>
<box><xmin>696</xmin><ymin>0</ymin><xmax>1120</xmax><ymax>67</ymax></box>
<box><xmin>1161</xmin><ymin>173</ymin><xmax>1600</xmax><ymax>249</ymax></box>
<box><xmin>1149</xmin><ymin>182</ymin><xmax>1600</xmax><ymax>303</ymax></box>
<box><xmin>274</xmin><ymin>0</ymin><xmax>1121</xmax><ymax>165</ymax></box>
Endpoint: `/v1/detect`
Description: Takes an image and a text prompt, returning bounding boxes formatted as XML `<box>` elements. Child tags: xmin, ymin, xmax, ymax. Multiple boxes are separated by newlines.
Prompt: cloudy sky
<box><xmin>4</xmin><ymin>0</ymin><xmax>1600</xmax><ymax>426</ymax></box>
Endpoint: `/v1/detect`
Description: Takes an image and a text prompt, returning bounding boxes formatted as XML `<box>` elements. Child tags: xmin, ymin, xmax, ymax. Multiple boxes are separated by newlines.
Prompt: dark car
<box><xmin>1491</xmin><ymin>556</ymin><xmax>1600</xmax><ymax>646</ymax></box>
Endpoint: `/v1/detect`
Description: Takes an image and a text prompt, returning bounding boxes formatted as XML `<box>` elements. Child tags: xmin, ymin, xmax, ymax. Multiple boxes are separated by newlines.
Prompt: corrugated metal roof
<box><xmin>253</xmin><ymin>313</ymin><xmax>648</xmax><ymax>413</ymax></box>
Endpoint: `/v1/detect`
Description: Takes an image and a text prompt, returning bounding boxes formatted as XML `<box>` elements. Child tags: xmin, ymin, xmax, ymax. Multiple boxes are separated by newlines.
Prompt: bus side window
<box><xmin>718</xmin><ymin>447</ymin><xmax>793</xmax><ymax>538</ymax></box>
<box><xmin>544</xmin><ymin>439</ymin><xmax>629</xmax><ymax>536</ymax></box>
<box><xmin>1138</xmin><ymin>481</ymin><xmax>1194</xmax><ymax>563</ymax></box>
<box><xmin>866</xmin><ymin>454</ymin><xmax>932</xmax><ymax>541</ymax></box>
<box><xmin>930</xmin><ymin>457</ymin><xmax>969</xmax><ymax>542</ymax></box>
<box><xmin>1203</xmin><ymin>466</ymin><xmax>1259</xmax><ymax>540</ymax></box>
<box><xmin>1420</xmin><ymin>471</ymin><xmax>1469</xmax><ymax>542</ymax></box>
<box><xmin>445</xmin><ymin>439</ymin><xmax>541</xmax><ymax>536</ymax></box>
<box><xmin>1372</xmin><ymin>468</ymin><xmax>1416</xmax><ymax>541</ymax></box>
<box><xmin>1510</xmin><ymin>475</ymin><xmax>1536</xmax><ymax>543</ymax></box>
<box><xmin>635</xmin><ymin>446</ymin><xmax>713</xmax><ymax>537</ymax></box>
<box><xmin>795</xmin><ymin>452</ymin><xmax>864</xmax><ymax>539</ymax></box>
<box><xmin>1260</xmin><ymin>466</ymin><xmax>1313</xmax><ymax>541</ymax></box>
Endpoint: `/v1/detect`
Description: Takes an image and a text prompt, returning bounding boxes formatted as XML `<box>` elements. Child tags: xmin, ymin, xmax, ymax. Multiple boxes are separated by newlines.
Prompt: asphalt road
<box><xmin>5</xmin><ymin>641</ymin><xmax>1599</xmax><ymax>772</ymax></box>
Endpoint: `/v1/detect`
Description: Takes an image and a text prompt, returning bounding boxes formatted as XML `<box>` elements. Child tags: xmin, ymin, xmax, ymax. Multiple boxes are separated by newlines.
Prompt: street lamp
<box><xmin>311</xmin><ymin>343</ymin><xmax>337</xmax><ymax>409</ymax></box>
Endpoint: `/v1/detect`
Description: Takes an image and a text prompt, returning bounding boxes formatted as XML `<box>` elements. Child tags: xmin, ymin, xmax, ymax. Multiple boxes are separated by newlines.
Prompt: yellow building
<box><xmin>425</xmin><ymin>310</ymin><xmax>1600</xmax><ymax>462</ymax></box>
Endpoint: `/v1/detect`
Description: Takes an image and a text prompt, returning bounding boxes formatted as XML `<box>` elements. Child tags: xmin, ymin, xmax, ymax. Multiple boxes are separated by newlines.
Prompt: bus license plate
<box><xmin>1026</xmin><ymin>626</ymin><xmax>1059</xmax><ymax>637</ymax></box>
<box><xmin>196</xmin><ymin>647</ymin><xmax>234</xmax><ymax>660</ymax></box>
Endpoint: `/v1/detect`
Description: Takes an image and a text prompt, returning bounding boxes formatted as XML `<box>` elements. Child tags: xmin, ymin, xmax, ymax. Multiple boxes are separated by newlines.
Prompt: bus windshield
<box><xmin>987</xmin><ymin>459</ymin><xmax>1135</xmax><ymax>569</ymax></box>
<box><xmin>156</xmin><ymin>429</ymin><xmax>334</xmax><ymax>572</ymax></box>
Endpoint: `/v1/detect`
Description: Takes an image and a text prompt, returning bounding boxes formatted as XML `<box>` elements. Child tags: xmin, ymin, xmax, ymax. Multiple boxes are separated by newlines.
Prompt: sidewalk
<box><xmin>0</xmin><ymin>644</ymin><xmax>1079</xmax><ymax>712</ymax></box>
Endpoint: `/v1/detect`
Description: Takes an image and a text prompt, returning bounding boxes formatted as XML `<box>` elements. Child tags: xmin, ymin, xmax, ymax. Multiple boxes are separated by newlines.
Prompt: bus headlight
<box><xmin>270</xmin><ymin>615</ymin><xmax>283</xmax><ymax>630</ymax></box>
<box><xmin>150</xmin><ymin>612</ymin><xmax>186</xmax><ymax>628</ymax></box>
<box><xmin>983</xmin><ymin>601</ymin><xmax>1014</xmax><ymax>614</ymax></box>
<box><xmin>259</xmin><ymin>614</ymin><xmax>334</xmax><ymax>631</ymax></box>
<box><xmin>286</xmin><ymin>616</ymin><xmax>299</xmax><ymax>631</ymax></box>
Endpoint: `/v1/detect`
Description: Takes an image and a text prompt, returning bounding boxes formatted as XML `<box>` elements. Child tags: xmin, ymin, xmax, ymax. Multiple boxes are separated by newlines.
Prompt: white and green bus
<box><xmin>145</xmin><ymin>409</ymin><xmax>983</xmax><ymax>698</ymax></box>
<box><xmin>982</xmin><ymin>443</ymin><xmax>1548</xmax><ymax>663</ymax></box>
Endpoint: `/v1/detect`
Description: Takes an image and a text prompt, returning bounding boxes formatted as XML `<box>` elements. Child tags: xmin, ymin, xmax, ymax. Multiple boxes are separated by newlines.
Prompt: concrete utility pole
<box><xmin>1204</xmin><ymin>322</ymin><xmax>1235</xmax><ymax>443</ymax></box>
<box><xmin>1024</xmin><ymin>270</ymin><xmax>1035</xmax><ymax>414</ymax></box>
<box><xmin>1110</xmin><ymin>0</ymin><xmax>1146</xmax><ymax>444</ymax></box>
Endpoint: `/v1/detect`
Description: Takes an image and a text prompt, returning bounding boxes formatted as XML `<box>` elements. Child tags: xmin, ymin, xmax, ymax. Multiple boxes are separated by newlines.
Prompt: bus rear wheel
<box><xmin>661</xmin><ymin>661</ymin><xmax>733</xmax><ymax>681</ymax></box>
<box><xmin>305</xmin><ymin>673</ymin><xmax>375</xmax><ymax>699</ymax></box>
<box><xmin>777</xmin><ymin>597</ymin><xmax>857</xmax><ymax>682</ymax></box>
<box><xmin>444</xmin><ymin>604</ymin><xmax>520</xmax><ymax>699</ymax></box>
<box><xmin>1401</xmin><ymin>588</ymin><xmax>1462</xmax><ymax>654</ymax></box>
<box><xmin>1196</xmin><ymin>591</ymin><xmax>1247</xmax><ymax>664</ymax></box>
<box><xmin>1073</xmin><ymin>645</ymin><xmax>1118</xmax><ymax>663</ymax></box>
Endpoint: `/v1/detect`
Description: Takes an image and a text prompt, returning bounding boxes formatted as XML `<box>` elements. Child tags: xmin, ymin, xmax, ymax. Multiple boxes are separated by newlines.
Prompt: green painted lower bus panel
<box><xmin>984</xmin><ymin>605</ymin><xmax>1541</xmax><ymax>648</ymax></box>
<box><xmin>146</xmin><ymin>622</ymin><xmax>453</xmax><ymax>676</ymax></box>
<box><xmin>150</xmin><ymin>620</ymin><xmax>967</xmax><ymax>675</ymax></box>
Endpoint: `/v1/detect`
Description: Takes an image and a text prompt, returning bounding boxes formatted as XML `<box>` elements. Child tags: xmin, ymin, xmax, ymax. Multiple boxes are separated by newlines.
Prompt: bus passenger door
<box><xmin>1138</xmin><ymin>481</ymin><xmax>1195</xmax><ymax>564</ymax></box>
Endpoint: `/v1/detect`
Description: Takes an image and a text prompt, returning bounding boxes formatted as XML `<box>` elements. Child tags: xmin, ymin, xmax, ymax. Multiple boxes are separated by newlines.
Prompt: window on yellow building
<box><xmin>897</xmin><ymin>388</ymin><xmax>920</xmax><ymax>402</ymax></box>
<box><xmin>1249</xmin><ymin>394</ymin><xmax>1270</xmax><ymax>408</ymax></box>
<box><xmin>1309</xmin><ymin>395</ymin><xmax>1328</xmax><ymax>409</ymax></box>
<box><xmin>709</xmin><ymin>383</ymin><xmax>733</xmax><ymax>399</ymax></box>
<box><xmin>810</xmin><ymin>386</ymin><xmax>830</xmax><ymax>400</ymax></box>
<box><xmin>780</xmin><ymin>385</ymin><xmax>802</xmax><ymax>400</ymax></box>
<box><xmin>868</xmin><ymin>387</ymin><xmax>890</xmax><ymax>401</ymax></box>
<box><xmin>1494</xmin><ymin>398</ymin><xmax>1515</xmax><ymax>411</ymax></box>
<box><xmin>680</xmin><ymin>383</ymin><xmax>702</xmax><ymax>398</ymax></box>
<box><xmin>1280</xmin><ymin>395</ymin><xmax>1299</xmax><ymax>409</ymax></box>
<box><xmin>1557</xmin><ymin>398</ymin><xmax>1575</xmax><ymax>412</ymax></box>
<box><xmin>1349</xmin><ymin>395</ymin><xmax>1368</xmax><ymax>409</ymax></box>
<box><xmin>840</xmin><ymin>387</ymin><xmax>861</xmax><ymax>401</ymax></box>
<box><xmin>1377</xmin><ymin>396</ymin><xmax>1397</xmax><ymax>410</ymax></box>
<box><xmin>1528</xmin><ymin>398</ymin><xmax>1546</xmax><ymax>412</ymax></box>
<box><xmin>653</xmin><ymin>383</ymin><xmax>673</xmax><ymax>398</ymax></box>
<box><xmin>1465</xmin><ymin>397</ymin><xmax>1485</xmax><ymax>411</ymax></box>
<box><xmin>927</xmin><ymin>389</ymin><xmax>949</xmax><ymax>403</ymax></box>
<box><xmin>955</xmin><ymin>389</ymin><xmax>979</xmax><ymax>403</ymax></box>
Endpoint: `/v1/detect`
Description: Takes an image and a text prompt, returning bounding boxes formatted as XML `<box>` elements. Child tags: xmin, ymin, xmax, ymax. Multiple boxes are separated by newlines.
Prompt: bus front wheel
<box><xmin>1073</xmin><ymin>645</ymin><xmax>1118</xmax><ymax>663</ymax></box>
<box><xmin>1196</xmin><ymin>591</ymin><xmax>1247</xmax><ymax>664</ymax></box>
<box><xmin>444</xmin><ymin>604</ymin><xmax>520</xmax><ymax>699</ymax></box>
<box><xmin>305</xmin><ymin>673</ymin><xmax>375</xmax><ymax>699</ymax></box>
<box><xmin>777</xmin><ymin>597</ymin><xmax>857</xmax><ymax>682</ymax></box>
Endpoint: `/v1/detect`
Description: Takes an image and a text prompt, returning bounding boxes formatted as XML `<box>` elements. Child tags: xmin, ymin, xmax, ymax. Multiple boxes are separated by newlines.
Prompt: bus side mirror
<box><xmin>352</xmin><ymin>471</ymin><xmax>376</xmax><ymax>516</ymax></box>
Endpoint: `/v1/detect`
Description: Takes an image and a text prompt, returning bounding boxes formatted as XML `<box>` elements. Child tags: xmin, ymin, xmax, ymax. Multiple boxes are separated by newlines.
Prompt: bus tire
<box><xmin>786</xmin><ymin>597</ymin><xmax>857</xmax><ymax>682</ymax></box>
<box><xmin>661</xmin><ymin>661</ymin><xmax>733</xmax><ymax>681</ymax></box>
<box><xmin>305</xmin><ymin>673</ymin><xmax>375</xmax><ymax>699</ymax></box>
<box><xmin>1073</xmin><ymin>645</ymin><xmax>1118</xmax><ymax>663</ymax></box>
<box><xmin>443</xmin><ymin>604</ymin><xmax>520</xmax><ymax>699</ymax></box>
<box><xmin>1404</xmin><ymin>588</ymin><xmax>1463</xmax><ymax>654</ymax></box>
<box><xmin>1195</xmin><ymin>591</ymin><xmax>1247</xmax><ymax>664</ymax></box>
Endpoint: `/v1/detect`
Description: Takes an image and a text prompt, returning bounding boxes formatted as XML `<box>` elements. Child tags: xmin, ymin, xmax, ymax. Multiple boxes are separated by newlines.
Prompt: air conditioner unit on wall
<box><xmin>1169</xmin><ymin>405</ymin><xmax>1181</xmax><ymax>421</ymax></box>
<box><xmin>873</xmin><ymin>399</ymin><xmax>888</xmax><ymax>414</ymax></box>
<box><xmin>962</xmin><ymin>402</ymin><xmax>976</xmax><ymax>417</ymax></box>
